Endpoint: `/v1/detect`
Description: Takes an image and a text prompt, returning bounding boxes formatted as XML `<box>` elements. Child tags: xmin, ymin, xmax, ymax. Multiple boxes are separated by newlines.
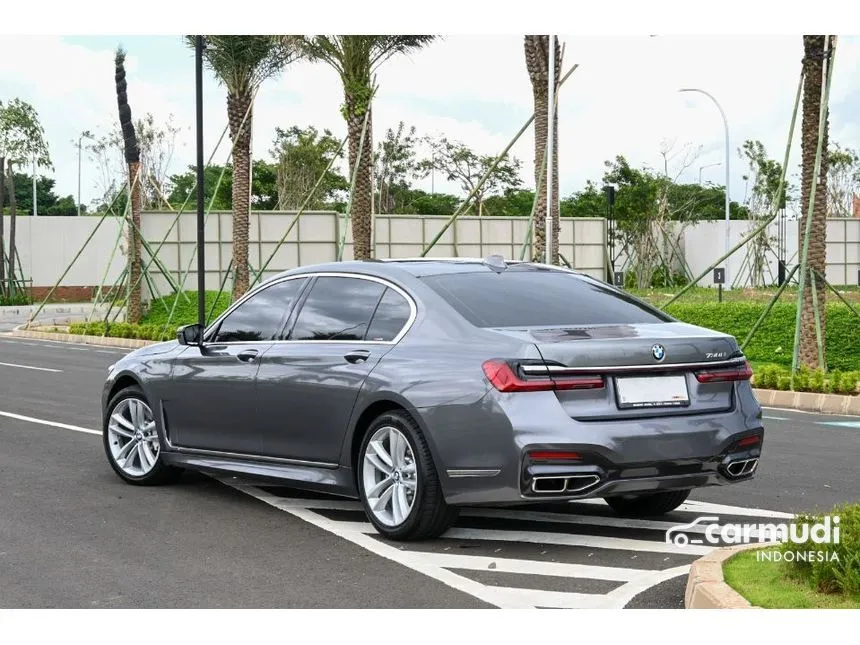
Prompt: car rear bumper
<box><xmin>431</xmin><ymin>385</ymin><xmax>764</xmax><ymax>506</ymax></box>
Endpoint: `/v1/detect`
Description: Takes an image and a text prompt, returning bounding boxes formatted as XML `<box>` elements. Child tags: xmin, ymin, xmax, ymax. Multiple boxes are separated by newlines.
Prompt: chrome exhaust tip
<box><xmin>725</xmin><ymin>458</ymin><xmax>758</xmax><ymax>478</ymax></box>
<box><xmin>530</xmin><ymin>474</ymin><xmax>601</xmax><ymax>494</ymax></box>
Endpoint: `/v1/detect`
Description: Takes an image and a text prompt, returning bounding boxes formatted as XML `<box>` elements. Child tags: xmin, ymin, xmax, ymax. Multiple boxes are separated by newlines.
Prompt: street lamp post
<box><xmin>77</xmin><ymin>130</ymin><xmax>93</xmax><ymax>217</ymax></box>
<box><xmin>698</xmin><ymin>161</ymin><xmax>722</xmax><ymax>185</ymax></box>
<box><xmin>680</xmin><ymin>88</ymin><xmax>730</xmax><ymax>286</ymax></box>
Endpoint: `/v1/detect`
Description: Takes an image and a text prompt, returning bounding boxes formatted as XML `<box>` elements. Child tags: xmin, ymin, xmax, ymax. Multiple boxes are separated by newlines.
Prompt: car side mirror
<box><xmin>177</xmin><ymin>323</ymin><xmax>204</xmax><ymax>346</ymax></box>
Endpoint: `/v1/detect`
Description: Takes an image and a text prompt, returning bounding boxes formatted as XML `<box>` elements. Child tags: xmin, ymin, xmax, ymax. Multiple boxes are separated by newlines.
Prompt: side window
<box><xmin>365</xmin><ymin>288</ymin><xmax>412</xmax><ymax>342</ymax></box>
<box><xmin>212</xmin><ymin>278</ymin><xmax>306</xmax><ymax>342</ymax></box>
<box><xmin>289</xmin><ymin>276</ymin><xmax>385</xmax><ymax>341</ymax></box>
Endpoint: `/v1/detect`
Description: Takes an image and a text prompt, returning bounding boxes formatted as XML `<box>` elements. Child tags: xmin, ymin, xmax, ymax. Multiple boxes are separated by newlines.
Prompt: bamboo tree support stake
<box><xmin>252</xmin><ymin>132</ymin><xmax>349</xmax><ymax>284</ymax></box>
<box><xmin>661</xmin><ymin>70</ymin><xmax>804</xmax><ymax>310</ymax></box>
<box><xmin>815</xmin><ymin>269</ymin><xmax>860</xmax><ymax>322</ymax></box>
<box><xmin>809</xmin><ymin>271</ymin><xmax>825</xmax><ymax>369</ymax></box>
<box><xmin>101</xmin><ymin>264</ymin><xmax>128</xmax><ymax>328</ymax></box>
<box><xmin>520</xmin><ymin>140</ymin><xmax>549</xmax><ymax>261</ymax></box>
<box><xmin>740</xmin><ymin>263</ymin><xmax>798</xmax><ymax>350</ymax></box>
<box><xmin>337</xmin><ymin>84</ymin><xmax>377</xmax><ymax>262</ymax></box>
<box><xmin>87</xmin><ymin>204</ymin><xmax>131</xmax><ymax>324</ymax></box>
<box><xmin>792</xmin><ymin>36</ymin><xmax>836</xmax><ymax>374</ymax></box>
<box><xmin>423</xmin><ymin>64</ymin><xmax>580</xmax><ymax>257</ymax></box>
<box><xmin>25</xmin><ymin>184</ymin><xmax>130</xmax><ymax>327</ymax></box>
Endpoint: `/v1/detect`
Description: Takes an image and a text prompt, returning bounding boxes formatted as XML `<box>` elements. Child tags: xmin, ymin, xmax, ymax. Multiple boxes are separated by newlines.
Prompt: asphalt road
<box><xmin>1</xmin><ymin>336</ymin><xmax>857</xmax><ymax>609</ymax></box>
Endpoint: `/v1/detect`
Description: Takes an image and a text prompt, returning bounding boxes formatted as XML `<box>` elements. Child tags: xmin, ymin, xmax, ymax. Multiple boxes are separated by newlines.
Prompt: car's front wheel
<box><xmin>358</xmin><ymin>411</ymin><xmax>458</xmax><ymax>540</ymax></box>
<box><xmin>103</xmin><ymin>385</ymin><xmax>182</xmax><ymax>486</ymax></box>
<box><xmin>604</xmin><ymin>489</ymin><xmax>691</xmax><ymax>517</ymax></box>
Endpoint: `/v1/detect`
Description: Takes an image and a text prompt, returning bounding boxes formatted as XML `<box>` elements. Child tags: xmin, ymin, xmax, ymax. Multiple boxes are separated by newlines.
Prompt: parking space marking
<box><xmin>223</xmin><ymin>480</ymin><xmax>793</xmax><ymax>609</ymax></box>
<box><xmin>0</xmin><ymin>410</ymin><xmax>101</xmax><ymax>436</ymax></box>
<box><xmin>0</xmin><ymin>361</ymin><xmax>63</xmax><ymax>373</ymax></box>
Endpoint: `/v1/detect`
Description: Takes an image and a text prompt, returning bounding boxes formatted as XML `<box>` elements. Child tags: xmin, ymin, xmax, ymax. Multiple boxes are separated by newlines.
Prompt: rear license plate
<box><xmin>615</xmin><ymin>375</ymin><xmax>690</xmax><ymax>409</ymax></box>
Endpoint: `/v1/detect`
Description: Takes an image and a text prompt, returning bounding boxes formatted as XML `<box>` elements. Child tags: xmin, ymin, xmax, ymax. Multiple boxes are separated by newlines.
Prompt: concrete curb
<box><xmin>753</xmin><ymin>387</ymin><xmax>860</xmax><ymax>416</ymax></box>
<box><xmin>685</xmin><ymin>542</ymin><xmax>767</xmax><ymax>609</ymax></box>
<box><xmin>9</xmin><ymin>325</ymin><xmax>156</xmax><ymax>349</ymax></box>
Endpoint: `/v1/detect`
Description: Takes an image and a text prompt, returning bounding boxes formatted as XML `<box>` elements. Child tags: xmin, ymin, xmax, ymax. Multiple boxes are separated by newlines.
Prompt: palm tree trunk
<box><xmin>228</xmin><ymin>92</ymin><xmax>253</xmax><ymax>299</ymax></box>
<box><xmin>525</xmin><ymin>35</ymin><xmax>562</xmax><ymax>264</ymax></box>
<box><xmin>0</xmin><ymin>156</ymin><xmax>6</xmax><ymax>297</ymax></box>
<box><xmin>7</xmin><ymin>163</ymin><xmax>17</xmax><ymax>295</ymax></box>
<box><xmin>799</xmin><ymin>35</ymin><xmax>829</xmax><ymax>369</ymax></box>
<box><xmin>126</xmin><ymin>161</ymin><xmax>143</xmax><ymax>323</ymax></box>
<box><xmin>345</xmin><ymin>96</ymin><xmax>373</xmax><ymax>260</ymax></box>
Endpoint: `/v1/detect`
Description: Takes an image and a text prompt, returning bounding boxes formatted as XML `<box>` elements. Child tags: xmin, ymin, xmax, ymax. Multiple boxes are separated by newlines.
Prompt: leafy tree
<box><xmin>0</xmin><ymin>98</ymin><xmax>52</xmax><ymax>298</ymax></box>
<box><xmin>419</xmin><ymin>136</ymin><xmax>522</xmax><ymax>216</ymax></box>
<box><xmin>114</xmin><ymin>47</ymin><xmax>144</xmax><ymax>323</ymax></box>
<box><xmin>797</xmin><ymin>35</ymin><xmax>832</xmax><ymax>370</ymax></box>
<box><xmin>827</xmin><ymin>143</ymin><xmax>860</xmax><ymax>217</ymax></box>
<box><xmin>524</xmin><ymin>35</ymin><xmax>562</xmax><ymax>262</ymax></box>
<box><xmin>167</xmin><ymin>161</ymin><xmax>281</xmax><ymax>212</ymax></box>
<box><xmin>191</xmin><ymin>35</ymin><xmax>299</xmax><ymax>299</ymax></box>
<box><xmin>295</xmin><ymin>36</ymin><xmax>437</xmax><ymax>259</ymax></box>
<box><xmin>84</xmin><ymin>112</ymin><xmax>183</xmax><ymax>212</ymax></box>
<box><xmin>9</xmin><ymin>173</ymin><xmax>82</xmax><ymax>216</ymax></box>
<box><xmin>251</xmin><ymin>160</ymin><xmax>279</xmax><ymax>210</ymax></box>
<box><xmin>270</xmin><ymin>125</ymin><xmax>348</xmax><ymax>210</ymax></box>
<box><xmin>374</xmin><ymin>121</ymin><xmax>422</xmax><ymax>214</ymax></box>
<box><xmin>483</xmin><ymin>188</ymin><xmax>536</xmax><ymax>217</ymax></box>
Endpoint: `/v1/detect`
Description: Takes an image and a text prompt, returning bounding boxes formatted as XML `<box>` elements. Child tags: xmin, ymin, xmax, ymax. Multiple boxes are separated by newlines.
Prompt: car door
<box><xmin>254</xmin><ymin>274</ymin><xmax>415</xmax><ymax>464</ymax></box>
<box><xmin>164</xmin><ymin>276</ymin><xmax>308</xmax><ymax>454</ymax></box>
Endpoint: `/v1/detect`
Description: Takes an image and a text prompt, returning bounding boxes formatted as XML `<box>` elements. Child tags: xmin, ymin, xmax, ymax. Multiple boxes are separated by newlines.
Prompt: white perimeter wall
<box><xmin>5</xmin><ymin>213</ymin><xmax>858</xmax><ymax>297</ymax></box>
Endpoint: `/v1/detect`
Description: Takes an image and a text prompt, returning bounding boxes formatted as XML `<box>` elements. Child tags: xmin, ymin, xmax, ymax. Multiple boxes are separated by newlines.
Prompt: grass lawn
<box><xmin>723</xmin><ymin>549</ymin><xmax>860</xmax><ymax>609</ymax></box>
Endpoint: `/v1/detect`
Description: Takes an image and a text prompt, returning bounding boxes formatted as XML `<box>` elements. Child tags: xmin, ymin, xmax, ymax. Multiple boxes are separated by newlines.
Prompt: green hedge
<box><xmin>753</xmin><ymin>364</ymin><xmax>859</xmax><ymax>395</ymax></box>
<box><xmin>69</xmin><ymin>321</ymin><xmax>170</xmax><ymax>341</ymax></box>
<box><xmin>140</xmin><ymin>291</ymin><xmax>231</xmax><ymax>328</ymax></box>
<box><xmin>665</xmin><ymin>302</ymin><xmax>860</xmax><ymax>372</ymax></box>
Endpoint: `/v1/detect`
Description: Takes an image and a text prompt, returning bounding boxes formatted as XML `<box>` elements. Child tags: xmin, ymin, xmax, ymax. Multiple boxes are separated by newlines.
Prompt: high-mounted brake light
<box><xmin>695</xmin><ymin>360</ymin><xmax>753</xmax><ymax>383</ymax></box>
<box><xmin>482</xmin><ymin>360</ymin><xmax>604</xmax><ymax>392</ymax></box>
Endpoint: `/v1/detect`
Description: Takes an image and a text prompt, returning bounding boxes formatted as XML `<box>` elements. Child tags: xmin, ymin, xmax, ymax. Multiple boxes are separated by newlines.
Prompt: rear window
<box><xmin>421</xmin><ymin>268</ymin><xmax>671</xmax><ymax>327</ymax></box>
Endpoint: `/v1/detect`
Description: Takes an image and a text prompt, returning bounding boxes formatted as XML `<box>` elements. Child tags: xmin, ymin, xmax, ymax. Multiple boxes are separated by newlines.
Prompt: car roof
<box><xmin>265</xmin><ymin>257</ymin><xmax>589</xmax><ymax>281</ymax></box>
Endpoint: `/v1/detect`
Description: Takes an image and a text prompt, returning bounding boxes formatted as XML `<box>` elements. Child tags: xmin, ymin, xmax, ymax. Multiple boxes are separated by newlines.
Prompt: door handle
<box><xmin>237</xmin><ymin>349</ymin><xmax>260</xmax><ymax>363</ymax></box>
<box><xmin>344</xmin><ymin>349</ymin><xmax>371</xmax><ymax>364</ymax></box>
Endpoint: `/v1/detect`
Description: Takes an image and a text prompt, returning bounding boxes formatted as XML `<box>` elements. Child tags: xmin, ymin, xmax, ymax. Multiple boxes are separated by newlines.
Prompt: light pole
<box><xmin>77</xmin><ymin>130</ymin><xmax>93</xmax><ymax>217</ymax></box>
<box><xmin>32</xmin><ymin>157</ymin><xmax>38</xmax><ymax>216</ymax></box>
<box><xmin>698</xmin><ymin>161</ymin><xmax>722</xmax><ymax>185</ymax></box>
<box><xmin>680</xmin><ymin>88</ymin><xmax>730</xmax><ymax>285</ymax></box>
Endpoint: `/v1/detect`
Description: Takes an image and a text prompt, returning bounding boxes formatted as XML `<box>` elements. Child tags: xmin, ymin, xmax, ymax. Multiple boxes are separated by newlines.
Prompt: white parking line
<box><xmin>0</xmin><ymin>361</ymin><xmax>63</xmax><ymax>373</ymax></box>
<box><xmin>0</xmin><ymin>410</ymin><xmax>100</xmax><ymax>436</ymax></box>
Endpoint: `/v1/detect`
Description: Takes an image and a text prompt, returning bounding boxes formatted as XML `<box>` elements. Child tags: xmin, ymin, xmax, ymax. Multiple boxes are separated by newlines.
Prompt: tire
<box><xmin>103</xmin><ymin>385</ymin><xmax>182</xmax><ymax>486</ymax></box>
<box><xmin>604</xmin><ymin>489</ymin><xmax>691</xmax><ymax>518</ymax></box>
<box><xmin>357</xmin><ymin>410</ymin><xmax>458</xmax><ymax>541</ymax></box>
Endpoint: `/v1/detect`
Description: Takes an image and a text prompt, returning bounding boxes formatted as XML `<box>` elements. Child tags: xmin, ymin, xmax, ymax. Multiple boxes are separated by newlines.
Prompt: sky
<box><xmin>1</xmin><ymin>31</ymin><xmax>859</xmax><ymax>212</ymax></box>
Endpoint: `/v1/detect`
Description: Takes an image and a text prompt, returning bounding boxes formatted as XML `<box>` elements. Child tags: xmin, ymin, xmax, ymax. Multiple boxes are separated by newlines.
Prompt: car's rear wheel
<box><xmin>104</xmin><ymin>386</ymin><xmax>182</xmax><ymax>486</ymax></box>
<box><xmin>604</xmin><ymin>489</ymin><xmax>691</xmax><ymax>517</ymax></box>
<box><xmin>358</xmin><ymin>411</ymin><xmax>458</xmax><ymax>540</ymax></box>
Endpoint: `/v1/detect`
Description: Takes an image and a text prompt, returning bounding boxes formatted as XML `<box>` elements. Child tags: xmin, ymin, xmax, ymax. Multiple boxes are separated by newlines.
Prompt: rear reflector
<box><xmin>736</xmin><ymin>435</ymin><xmax>761</xmax><ymax>448</ymax></box>
<box><xmin>695</xmin><ymin>360</ymin><xmax>753</xmax><ymax>383</ymax></box>
<box><xmin>528</xmin><ymin>450</ymin><xmax>582</xmax><ymax>461</ymax></box>
<box><xmin>482</xmin><ymin>360</ymin><xmax>604</xmax><ymax>392</ymax></box>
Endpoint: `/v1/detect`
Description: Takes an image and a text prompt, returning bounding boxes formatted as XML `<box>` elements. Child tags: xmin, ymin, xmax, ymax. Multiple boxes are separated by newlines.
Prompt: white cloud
<box><xmin>1</xmin><ymin>34</ymin><xmax>858</xmax><ymax>211</ymax></box>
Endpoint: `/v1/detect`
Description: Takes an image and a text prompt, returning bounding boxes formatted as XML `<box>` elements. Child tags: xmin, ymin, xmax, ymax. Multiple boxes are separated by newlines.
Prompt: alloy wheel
<box><xmin>107</xmin><ymin>397</ymin><xmax>160</xmax><ymax>477</ymax></box>
<box><xmin>361</xmin><ymin>425</ymin><xmax>418</xmax><ymax>527</ymax></box>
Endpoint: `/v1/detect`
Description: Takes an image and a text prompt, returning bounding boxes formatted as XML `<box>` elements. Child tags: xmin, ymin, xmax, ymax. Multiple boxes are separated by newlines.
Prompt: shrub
<box><xmin>781</xmin><ymin>502</ymin><xmax>860</xmax><ymax>596</ymax></box>
<box><xmin>68</xmin><ymin>321</ymin><xmax>172</xmax><ymax>342</ymax></box>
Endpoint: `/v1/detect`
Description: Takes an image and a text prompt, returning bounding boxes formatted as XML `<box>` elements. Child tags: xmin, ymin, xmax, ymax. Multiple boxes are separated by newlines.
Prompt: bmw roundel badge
<box><xmin>651</xmin><ymin>344</ymin><xmax>666</xmax><ymax>361</ymax></box>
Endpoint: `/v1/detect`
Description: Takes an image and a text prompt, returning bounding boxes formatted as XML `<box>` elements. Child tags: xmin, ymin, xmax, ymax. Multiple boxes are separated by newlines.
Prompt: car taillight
<box><xmin>695</xmin><ymin>360</ymin><xmax>753</xmax><ymax>383</ymax></box>
<box><xmin>482</xmin><ymin>360</ymin><xmax>604</xmax><ymax>392</ymax></box>
<box><xmin>528</xmin><ymin>450</ymin><xmax>582</xmax><ymax>461</ymax></box>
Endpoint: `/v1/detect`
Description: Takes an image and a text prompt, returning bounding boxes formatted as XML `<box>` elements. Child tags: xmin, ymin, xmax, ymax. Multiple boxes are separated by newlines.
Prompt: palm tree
<box><xmin>295</xmin><ymin>36</ymin><xmax>436</xmax><ymax>260</ymax></box>
<box><xmin>798</xmin><ymin>35</ymin><xmax>831</xmax><ymax>369</ymax></box>
<box><xmin>190</xmin><ymin>36</ymin><xmax>299</xmax><ymax>299</ymax></box>
<box><xmin>524</xmin><ymin>35</ymin><xmax>562</xmax><ymax>264</ymax></box>
<box><xmin>114</xmin><ymin>48</ymin><xmax>143</xmax><ymax>323</ymax></box>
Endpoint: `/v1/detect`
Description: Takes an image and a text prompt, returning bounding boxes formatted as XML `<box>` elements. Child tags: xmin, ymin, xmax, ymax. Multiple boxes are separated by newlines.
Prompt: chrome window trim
<box><xmin>205</xmin><ymin>271</ymin><xmax>418</xmax><ymax>346</ymax></box>
<box><xmin>519</xmin><ymin>357</ymin><xmax>746</xmax><ymax>375</ymax></box>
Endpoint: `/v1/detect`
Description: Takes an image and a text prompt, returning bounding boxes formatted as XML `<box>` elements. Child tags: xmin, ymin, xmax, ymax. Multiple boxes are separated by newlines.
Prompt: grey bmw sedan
<box><xmin>102</xmin><ymin>257</ymin><xmax>764</xmax><ymax>540</ymax></box>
